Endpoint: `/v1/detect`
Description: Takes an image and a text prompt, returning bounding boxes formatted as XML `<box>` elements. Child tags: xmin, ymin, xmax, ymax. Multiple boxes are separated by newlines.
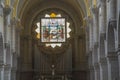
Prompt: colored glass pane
<box><xmin>41</xmin><ymin>18</ymin><xmax>65</xmax><ymax>42</ymax></box>
<box><xmin>50</xmin><ymin>13</ymin><xmax>56</xmax><ymax>17</ymax></box>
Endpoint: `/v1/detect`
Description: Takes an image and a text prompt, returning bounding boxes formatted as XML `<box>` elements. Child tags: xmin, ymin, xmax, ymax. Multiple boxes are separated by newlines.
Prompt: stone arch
<box><xmin>0</xmin><ymin>32</ymin><xmax>4</xmax><ymax>63</ymax></box>
<box><xmin>20</xmin><ymin>0</ymin><xmax>83</xmax><ymax>37</ymax></box>
<box><xmin>107</xmin><ymin>21</ymin><xmax>116</xmax><ymax>52</ymax></box>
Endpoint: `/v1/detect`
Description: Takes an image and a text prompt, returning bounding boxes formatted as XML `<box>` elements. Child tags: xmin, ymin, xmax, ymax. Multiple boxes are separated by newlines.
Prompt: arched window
<box><xmin>35</xmin><ymin>13</ymin><xmax>71</xmax><ymax>48</ymax></box>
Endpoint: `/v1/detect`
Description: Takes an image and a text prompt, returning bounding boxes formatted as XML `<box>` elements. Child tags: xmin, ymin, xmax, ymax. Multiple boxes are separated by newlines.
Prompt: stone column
<box><xmin>117</xmin><ymin>44</ymin><xmax>120</xmax><ymax>80</ymax></box>
<box><xmin>11</xmin><ymin>52</ymin><xmax>17</xmax><ymax>80</ymax></box>
<box><xmin>20</xmin><ymin>34</ymin><xmax>33</xmax><ymax>80</ymax></box>
<box><xmin>12</xmin><ymin>22</ymin><xmax>16</xmax><ymax>53</ymax></box>
<box><xmin>0</xmin><ymin>65</ymin><xmax>4</xmax><ymax>80</ymax></box>
<box><xmin>100</xmin><ymin>58</ymin><xmax>108</xmax><ymax>80</ymax></box>
<box><xmin>0</xmin><ymin>3</ymin><xmax>4</xmax><ymax>34</ymax></box>
<box><xmin>11</xmin><ymin>67</ymin><xmax>16</xmax><ymax>80</ymax></box>
<box><xmin>107</xmin><ymin>53</ymin><xmax>119</xmax><ymax>80</ymax></box>
<box><xmin>109</xmin><ymin>0</ymin><xmax>117</xmax><ymax>20</ymax></box>
<box><xmin>100</xmin><ymin>0</ymin><xmax>107</xmax><ymax>34</ymax></box>
<box><xmin>94</xmin><ymin>63</ymin><xmax>100</xmax><ymax>80</ymax></box>
<box><xmin>72</xmin><ymin>35</ymin><xmax>79</xmax><ymax>70</ymax></box>
<box><xmin>10</xmin><ymin>18</ymin><xmax>18</xmax><ymax>53</ymax></box>
<box><xmin>4</xmin><ymin>65</ymin><xmax>11</xmax><ymax>80</ymax></box>
<box><xmin>72</xmin><ymin>35</ymin><xmax>81</xmax><ymax>80</ymax></box>
<box><xmin>88</xmin><ymin>17</ymin><xmax>93</xmax><ymax>50</ymax></box>
<box><xmin>108</xmin><ymin>0</ymin><xmax>117</xmax><ymax>31</ymax></box>
<box><xmin>3</xmin><ymin>4</ymin><xmax>11</xmax><ymax>42</ymax></box>
<box><xmin>89</xmin><ymin>66</ymin><xmax>95</xmax><ymax>80</ymax></box>
<box><xmin>91</xmin><ymin>7</ymin><xmax>99</xmax><ymax>43</ymax></box>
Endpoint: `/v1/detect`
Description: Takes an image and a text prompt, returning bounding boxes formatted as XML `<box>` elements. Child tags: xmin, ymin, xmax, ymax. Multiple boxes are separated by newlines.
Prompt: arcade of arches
<box><xmin>0</xmin><ymin>0</ymin><xmax>120</xmax><ymax>80</ymax></box>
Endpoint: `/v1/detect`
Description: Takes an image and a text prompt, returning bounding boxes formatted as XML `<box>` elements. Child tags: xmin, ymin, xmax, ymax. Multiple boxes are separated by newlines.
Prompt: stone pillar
<box><xmin>3</xmin><ymin>5</ymin><xmax>11</xmax><ymax>42</ymax></box>
<box><xmin>88</xmin><ymin>17</ymin><xmax>94</xmax><ymax>50</ymax></box>
<box><xmin>93</xmin><ymin>45</ymin><xmax>99</xmax><ymax>68</ymax></box>
<box><xmin>117</xmin><ymin>44</ymin><xmax>120</xmax><ymax>80</ymax></box>
<box><xmin>10</xmin><ymin>18</ymin><xmax>18</xmax><ymax>53</ymax></box>
<box><xmin>100</xmin><ymin>0</ymin><xmax>107</xmax><ymax>34</ymax></box>
<box><xmin>99</xmin><ymin>34</ymin><xmax>106</xmax><ymax>59</ymax></box>
<box><xmin>11</xmin><ymin>52</ymin><xmax>17</xmax><ymax>80</ymax></box>
<box><xmin>72</xmin><ymin>35</ymin><xmax>80</xmax><ymax>80</ymax></box>
<box><xmin>91</xmin><ymin>7</ymin><xmax>99</xmax><ymax>43</ymax></box>
<box><xmin>12</xmin><ymin>23</ymin><xmax>16</xmax><ymax>53</ymax></box>
<box><xmin>4</xmin><ymin>65</ymin><xmax>11</xmax><ymax>80</ymax></box>
<box><xmin>107</xmin><ymin>53</ymin><xmax>119</xmax><ymax>80</ymax></box>
<box><xmin>100</xmin><ymin>58</ymin><xmax>108</xmax><ymax>80</ymax></box>
<box><xmin>11</xmin><ymin>67</ymin><xmax>16</xmax><ymax>80</ymax></box>
<box><xmin>0</xmin><ymin>65</ymin><xmax>4</xmax><ymax>80</ymax></box>
<box><xmin>72</xmin><ymin>35</ymin><xmax>79</xmax><ymax>69</ymax></box>
<box><xmin>20</xmin><ymin>34</ymin><xmax>33</xmax><ymax>80</ymax></box>
<box><xmin>94</xmin><ymin>63</ymin><xmax>100</xmax><ymax>80</ymax></box>
<box><xmin>0</xmin><ymin>4</ymin><xmax>4</xmax><ymax>34</ymax></box>
<box><xmin>89</xmin><ymin>66</ymin><xmax>95</xmax><ymax>80</ymax></box>
<box><xmin>108</xmin><ymin>0</ymin><xmax>117</xmax><ymax>31</ymax></box>
<box><xmin>109</xmin><ymin>0</ymin><xmax>117</xmax><ymax>20</ymax></box>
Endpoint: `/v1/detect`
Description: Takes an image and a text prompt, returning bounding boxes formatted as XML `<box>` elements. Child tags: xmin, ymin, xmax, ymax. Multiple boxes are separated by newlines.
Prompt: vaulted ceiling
<box><xmin>8</xmin><ymin>0</ymin><xmax>88</xmax><ymax>38</ymax></box>
<box><xmin>17</xmin><ymin>0</ymin><xmax>87</xmax><ymax>19</ymax></box>
<box><xmin>4</xmin><ymin>0</ymin><xmax>89</xmax><ymax>27</ymax></box>
<box><xmin>16</xmin><ymin>0</ymin><xmax>87</xmax><ymax>28</ymax></box>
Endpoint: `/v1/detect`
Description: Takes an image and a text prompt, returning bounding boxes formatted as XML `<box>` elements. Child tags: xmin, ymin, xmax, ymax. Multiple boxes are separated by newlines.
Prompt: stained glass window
<box><xmin>35</xmin><ymin>13</ymin><xmax>71</xmax><ymax>48</ymax></box>
<box><xmin>41</xmin><ymin>18</ymin><xmax>66</xmax><ymax>42</ymax></box>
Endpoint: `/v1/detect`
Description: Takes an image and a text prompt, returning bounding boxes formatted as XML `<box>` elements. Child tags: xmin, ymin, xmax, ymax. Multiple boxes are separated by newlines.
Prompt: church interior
<box><xmin>0</xmin><ymin>0</ymin><xmax>120</xmax><ymax>80</ymax></box>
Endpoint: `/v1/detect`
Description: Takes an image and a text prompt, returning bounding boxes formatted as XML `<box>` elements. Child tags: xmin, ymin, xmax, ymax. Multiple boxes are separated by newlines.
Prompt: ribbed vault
<box><xmin>18</xmin><ymin>0</ymin><xmax>86</xmax><ymax>28</ymax></box>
